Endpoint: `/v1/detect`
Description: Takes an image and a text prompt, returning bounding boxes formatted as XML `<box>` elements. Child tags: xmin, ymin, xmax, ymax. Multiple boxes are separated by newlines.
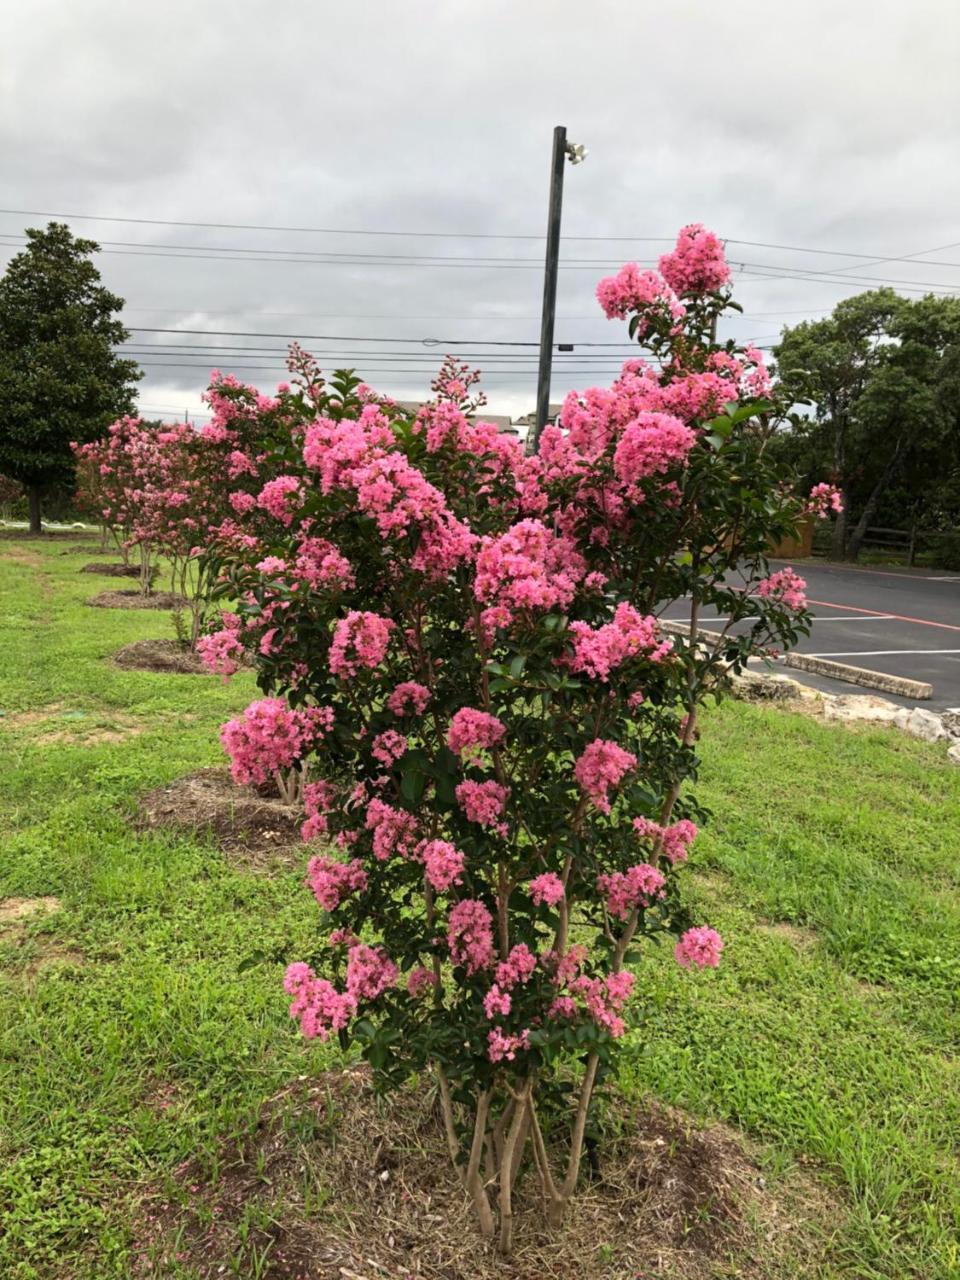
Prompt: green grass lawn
<box><xmin>1</xmin><ymin>537</ymin><xmax>958</xmax><ymax>1279</ymax></box>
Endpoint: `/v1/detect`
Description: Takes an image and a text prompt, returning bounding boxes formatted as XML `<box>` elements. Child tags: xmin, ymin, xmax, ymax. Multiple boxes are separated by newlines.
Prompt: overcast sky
<box><xmin>2</xmin><ymin>0</ymin><xmax>959</xmax><ymax>421</ymax></box>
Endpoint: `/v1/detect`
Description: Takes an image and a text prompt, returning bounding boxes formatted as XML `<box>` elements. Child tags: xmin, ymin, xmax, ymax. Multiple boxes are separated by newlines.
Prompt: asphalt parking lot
<box><xmin>662</xmin><ymin>559</ymin><xmax>960</xmax><ymax>711</ymax></box>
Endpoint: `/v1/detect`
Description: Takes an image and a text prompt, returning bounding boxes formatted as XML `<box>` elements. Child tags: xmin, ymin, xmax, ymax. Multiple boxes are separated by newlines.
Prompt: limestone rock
<box><xmin>939</xmin><ymin>708</ymin><xmax>960</xmax><ymax>739</ymax></box>
<box><xmin>948</xmin><ymin>742</ymin><xmax>960</xmax><ymax>766</ymax></box>
<box><xmin>821</xmin><ymin>694</ymin><xmax>901</xmax><ymax>725</ymax></box>
<box><xmin>893</xmin><ymin>707</ymin><xmax>949</xmax><ymax>743</ymax></box>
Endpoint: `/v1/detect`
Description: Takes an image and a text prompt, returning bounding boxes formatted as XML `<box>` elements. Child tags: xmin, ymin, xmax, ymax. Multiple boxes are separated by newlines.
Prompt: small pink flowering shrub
<box><xmin>202</xmin><ymin>235</ymin><xmax>825</xmax><ymax>1252</ymax></box>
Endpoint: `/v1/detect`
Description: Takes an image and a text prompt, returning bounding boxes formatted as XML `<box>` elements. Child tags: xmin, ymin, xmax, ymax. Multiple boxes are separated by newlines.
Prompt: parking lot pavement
<box><xmin>661</xmin><ymin>560</ymin><xmax>960</xmax><ymax>712</ymax></box>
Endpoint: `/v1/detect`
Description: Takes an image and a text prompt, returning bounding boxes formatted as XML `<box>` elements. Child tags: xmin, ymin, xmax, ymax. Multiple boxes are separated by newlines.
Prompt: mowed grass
<box><xmin>1</xmin><ymin>537</ymin><xmax>958</xmax><ymax>1279</ymax></box>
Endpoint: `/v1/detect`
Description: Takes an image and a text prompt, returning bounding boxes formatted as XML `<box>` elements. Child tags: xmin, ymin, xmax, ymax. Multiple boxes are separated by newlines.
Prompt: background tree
<box><xmin>0</xmin><ymin>222</ymin><xmax>140</xmax><ymax>533</ymax></box>
<box><xmin>773</xmin><ymin>290</ymin><xmax>960</xmax><ymax>562</ymax></box>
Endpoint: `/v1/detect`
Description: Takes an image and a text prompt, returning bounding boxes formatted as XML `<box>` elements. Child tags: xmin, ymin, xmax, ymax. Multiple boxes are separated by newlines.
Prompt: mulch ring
<box><xmin>113</xmin><ymin>638</ymin><xmax>208</xmax><ymax>674</ymax></box>
<box><xmin>86</xmin><ymin>589</ymin><xmax>187</xmax><ymax>610</ymax></box>
<box><xmin>131</xmin><ymin>1067</ymin><xmax>836</xmax><ymax>1280</ymax></box>
<box><xmin>80</xmin><ymin>561</ymin><xmax>142</xmax><ymax>578</ymax></box>
<box><xmin>136</xmin><ymin>766</ymin><xmax>304</xmax><ymax>867</ymax></box>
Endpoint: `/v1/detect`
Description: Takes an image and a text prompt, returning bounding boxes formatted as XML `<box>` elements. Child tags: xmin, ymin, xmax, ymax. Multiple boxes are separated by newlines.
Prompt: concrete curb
<box><xmin>785</xmin><ymin>652</ymin><xmax>932</xmax><ymax>700</ymax></box>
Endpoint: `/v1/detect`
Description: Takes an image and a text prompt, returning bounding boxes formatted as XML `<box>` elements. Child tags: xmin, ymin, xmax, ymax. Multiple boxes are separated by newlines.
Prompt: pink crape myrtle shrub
<box><xmin>72</xmin><ymin>373</ymin><xmax>310</xmax><ymax>645</ymax></box>
<box><xmin>201</xmin><ymin>227</ymin><xmax>828</xmax><ymax>1253</ymax></box>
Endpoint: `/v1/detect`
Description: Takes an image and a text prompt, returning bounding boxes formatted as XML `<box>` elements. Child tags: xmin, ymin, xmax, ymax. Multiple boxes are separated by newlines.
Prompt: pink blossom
<box><xmin>495</xmin><ymin>943</ymin><xmax>537</xmax><ymax>989</ymax></box>
<box><xmin>417</xmin><ymin>839</ymin><xmax>465</xmax><ymax>892</ymax></box>
<box><xmin>675</xmin><ymin>926</ymin><xmax>724</xmax><ymax>969</ymax></box>
<box><xmin>447</xmin><ymin>899</ymin><xmax>495</xmax><ymax>974</ymax></box>
<box><xmin>474</xmin><ymin>519</ymin><xmax>585</xmax><ymax>620</ymax></box>
<box><xmin>483</xmin><ymin>985</ymin><xmax>512</xmax><ymax>1020</ymax></box>
<box><xmin>256</xmin><ymin>475</ymin><xmax>303</xmax><ymax>526</ymax></box>
<box><xmin>455</xmin><ymin>779</ymin><xmax>509</xmax><ymax>827</ymax></box>
<box><xmin>487</xmin><ymin>1027</ymin><xmax>530</xmax><ymax>1063</ymax></box>
<box><xmin>597</xmin><ymin>863</ymin><xmax>666</xmax><ymax>920</ymax></box>
<box><xmin>568</xmin><ymin>603</ymin><xmax>672</xmax><ymax>681</ymax></box>
<box><xmin>284</xmin><ymin>963</ymin><xmax>356</xmax><ymax>1040</ymax></box>
<box><xmin>806</xmin><ymin>483</ymin><xmax>844</xmax><ymax>518</ymax></box>
<box><xmin>364</xmin><ymin>799</ymin><xmax>418</xmax><ymax>861</ymax></box>
<box><xmin>306</xmin><ymin>855</ymin><xmax>368</xmax><ymax>911</ymax></box>
<box><xmin>196</xmin><ymin>627</ymin><xmax>244</xmax><ymax>678</ymax></box>
<box><xmin>446</xmin><ymin>707</ymin><xmax>506</xmax><ymax>757</ymax></box>
<box><xmin>406</xmin><ymin>966</ymin><xmax>437</xmax><ymax>998</ymax></box>
<box><xmin>595</xmin><ymin>262</ymin><xmax>686</xmax><ymax>333</ymax></box>
<box><xmin>633</xmin><ymin>816</ymin><xmax>698</xmax><ymax>865</ymax></box>
<box><xmin>345</xmin><ymin>943</ymin><xmax>398</xmax><ymax>1000</ymax></box>
<box><xmin>329</xmin><ymin>610</ymin><xmax>395</xmax><ymax>678</ymax></box>
<box><xmin>613</xmin><ymin>413</ymin><xmax>696</xmax><ymax>491</ymax></box>
<box><xmin>387</xmin><ymin>681</ymin><xmax>432</xmax><ymax>717</ymax></box>
<box><xmin>220</xmin><ymin>699</ymin><xmax>333</xmax><ymax>787</ymax></box>
<box><xmin>528</xmin><ymin>872</ymin><xmax>565</xmax><ymax>907</ymax></box>
<box><xmin>371</xmin><ymin>730</ymin><xmax>408</xmax><ymax>767</ymax></box>
<box><xmin>658</xmin><ymin>224</ymin><xmax>731</xmax><ymax>296</ymax></box>
<box><xmin>757</xmin><ymin>567</ymin><xmax>807</xmax><ymax>611</ymax></box>
<box><xmin>574</xmin><ymin>739</ymin><xmax>637</xmax><ymax>813</ymax></box>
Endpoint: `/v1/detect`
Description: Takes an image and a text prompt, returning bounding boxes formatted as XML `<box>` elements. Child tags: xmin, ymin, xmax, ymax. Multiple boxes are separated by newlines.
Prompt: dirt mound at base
<box><xmin>133</xmin><ymin>1068</ymin><xmax>836</xmax><ymax>1280</ymax></box>
<box><xmin>137</xmin><ymin>767</ymin><xmax>304</xmax><ymax>866</ymax></box>
<box><xmin>80</xmin><ymin>561</ymin><xmax>141</xmax><ymax>578</ymax></box>
<box><xmin>113</xmin><ymin>639</ymin><xmax>207</xmax><ymax>674</ymax></box>
<box><xmin>86</xmin><ymin>589</ymin><xmax>186</xmax><ymax>610</ymax></box>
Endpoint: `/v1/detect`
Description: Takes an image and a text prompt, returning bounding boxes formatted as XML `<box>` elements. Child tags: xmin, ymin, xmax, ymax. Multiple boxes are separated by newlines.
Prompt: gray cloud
<box><xmin>2</xmin><ymin>0</ymin><xmax>958</xmax><ymax>420</ymax></box>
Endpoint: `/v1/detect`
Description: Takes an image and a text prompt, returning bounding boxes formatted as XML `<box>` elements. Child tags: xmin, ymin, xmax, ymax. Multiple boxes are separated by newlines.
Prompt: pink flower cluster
<box><xmin>574</xmin><ymin>739</ymin><xmax>637</xmax><ymax>813</ymax></box>
<box><xmin>568</xmin><ymin>603</ymin><xmax>672</xmax><ymax>681</ymax></box>
<box><xmin>597</xmin><ymin>863</ymin><xmax>666</xmax><ymax>921</ymax></box>
<box><xmin>365</xmin><ymin>799</ymin><xmax>418</xmax><ymax>861</ymax></box>
<box><xmin>284</xmin><ymin>962</ymin><xmax>355</xmax><ymax>1040</ymax></box>
<box><xmin>446</xmin><ymin>708</ymin><xmax>506</xmax><ymax>757</ymax></box>
<box><xmin>658</xmin><ymin>224</ymin><xmax>731</xmax><ymax>296</ymax></box>
<box><xmin>197</xmin><ymin>625</ymin><xmax>244</xmax><ymax>678</ymax></box>
<box><xmin>757</xmin><ymin>567</ymin><xmax>807</xmax><ymax>611</ymax></box>
<box><xmin>549</xmin><ymin>963</ymin><xmax>636</xmax><ymax>1039</ymax></box>
<box><xmin>596</xmin><ymin>262</ymin><xmax>686</xmax><ymax>332</ymax></box>
<box><xmin>306</xmin><ymin>855</ymin><xmax>368</xmax><ymax>911</ymax></box>
<box><xmin>220</xmin><ymin>699</ymin><xmax>333</xmax><ymax>786</ymax></box>
<box><xmin>474</xmin><ymin>519</ymin><xmax>585</xmax><ymax>623</ymax></box>
<box><xmin>329</xmin><ymin>610</ymin><xmax>395</xmax><ymax>678</ymax></box>
<box><xmin>806</xmin><ymin>483</ymin><xmax>844</xmax><ymax>518</ymax></box>
<box><xmin>674</xmin><ymin>926</ymin><xmax>724</xmax><ymax>969</ymax></box>
<box><xmin>528</xmin><ymin>872</ymin><xmax>565</xmax><ymax>907</ymax></box>
<box><xmin>632</xmin><ymin>816</ymin><xmax>698</xmax><ymax>865</ymax></box>
<box><xmin>256</xmin><ymin>475</ymin><xmax>303</xmax><ymax>526</ymax></box>
<box><xmin>416</xmin><ymin>839</ymin><xmax>465</xmax><ymax>892</ymax></box>
<box><xmin>371</xmin><ymin>730</ymin><xmax>408</xmax><ymax>767</ymax></box>
<box><xmin>447</xmin><ymin>898</ymin><xmax>495</xmax><ymax>974</ymax></box>
<box><xmin>345</xmin><ymin>943</ymin><xmax>398</xmax><ymax>1000</ymax></box>
<box><xmin>613</xmin><ymin>412</ymin><xmax>696</xmax><ymax>492</ymax></box>
<box><xmin>455</xmin><ymin>779</ymin><xmax>509</xmax><ymax>829</ymax></box>
<box><xmin>487</xmin><ymin>1027</ymin><xmax>531</xmax><ymax>1063</ymax></box>
<box><xmin>301</xmin><ymin>779</ymin><xmax>337</xmax><ymax>841</ymax></box>
<box><xmin>387</xmin><ymin>681</ymin><xmax>431</xmax><ymax>717</ymax></box>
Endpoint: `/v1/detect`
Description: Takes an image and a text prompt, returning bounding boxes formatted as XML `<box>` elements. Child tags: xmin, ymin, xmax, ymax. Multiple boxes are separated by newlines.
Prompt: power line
<box><xmin>124</xmin><ymin>326</ymin><xmax>645</xmax><ymax>348</ymax></box>
<box><xmin>3</xmin><ymin>206</ymin><xmax>959</xmax><ymax>267</ymax></box>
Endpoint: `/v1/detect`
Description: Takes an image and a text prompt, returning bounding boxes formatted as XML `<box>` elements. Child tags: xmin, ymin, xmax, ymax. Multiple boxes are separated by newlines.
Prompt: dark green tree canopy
<box><xmin>0</xmin><ymin>222</ymin><xmax>140</xmax><ymax>530</ymax></box>
<box><xmin>772</xmin><ymin>289</ymin><xmax>960</xmax><ymax>562</ymax></box>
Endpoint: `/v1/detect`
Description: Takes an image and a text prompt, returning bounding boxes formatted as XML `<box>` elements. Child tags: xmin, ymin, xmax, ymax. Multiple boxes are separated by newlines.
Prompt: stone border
<box><xmin>785</xmin><ymin>653</ymin><xmax>933</xmax><ymax>701</ymax></box>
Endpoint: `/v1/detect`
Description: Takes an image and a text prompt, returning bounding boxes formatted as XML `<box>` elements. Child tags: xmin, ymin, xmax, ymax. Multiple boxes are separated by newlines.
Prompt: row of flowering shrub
<box><xmin>99</xmin><ymin>224</ymin><xmax>838</xmax><ymax>1251</ymax></box>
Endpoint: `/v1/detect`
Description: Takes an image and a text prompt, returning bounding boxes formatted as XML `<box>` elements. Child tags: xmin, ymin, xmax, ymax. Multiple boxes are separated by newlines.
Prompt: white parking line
<box><xmin>805</xmin><ymin>648</ymin><xmax>960</xmax><ymax>657</ymax></box>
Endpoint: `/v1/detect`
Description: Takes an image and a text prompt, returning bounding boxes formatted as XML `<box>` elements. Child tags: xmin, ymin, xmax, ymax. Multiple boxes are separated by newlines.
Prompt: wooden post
<box><xmin>531</xmin><ymin>126</ymin><xmax>567</xmax><ymax>453</ymax></box>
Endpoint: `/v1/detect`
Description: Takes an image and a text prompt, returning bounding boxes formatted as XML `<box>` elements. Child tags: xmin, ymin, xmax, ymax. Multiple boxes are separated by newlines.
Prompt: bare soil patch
<box><xmin>757</xmin><ymin>922</ymin><xmax>819</xmax><ymax>950</ymax></box>
<box><xmin>61</xmin><ymin>542</ymin><xmax>110</xmax><ymax>554</ymax></box>
<box><xmin>133</xmin><ymin>1068</ymin><xmax>837</xmax><ymax>1280</ymax></box>
<box><xmin>0</xmin><ymin>896</ymin><xmax>60</xmax><ymax>924</ymax></box>
<box><xmin>113</xmin><ymin>638</ymin><xmax>207</xmax><ymax>674</ymax></box>
<box><xmin>137</xmin><ymin>767</ymin><xmax>304</xmax><ymax>867</ymax></box>
<box><xmin>80</xmin><ymin>561</ymin><xmax>141</xmax><ymax>578</ymax></box>
<box><xmin>86</xmin><ymin>589</ymin><xmax>187</xmax><ymax>610</ymax></box>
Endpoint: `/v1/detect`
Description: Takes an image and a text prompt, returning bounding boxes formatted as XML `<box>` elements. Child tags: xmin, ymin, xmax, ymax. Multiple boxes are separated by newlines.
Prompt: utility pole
<box><xmin>530</xmin><ymin>126</ymin><xmax>586</xmax><ymax>452</ymax></box>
